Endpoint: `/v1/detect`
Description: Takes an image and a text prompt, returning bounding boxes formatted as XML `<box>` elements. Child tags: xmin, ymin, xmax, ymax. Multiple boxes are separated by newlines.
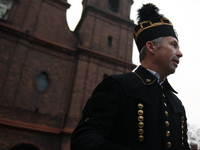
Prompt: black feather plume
<box><xmin>137</xmin><ymin>3</ymin><xmax>164</xmax><ymax>24</ymax></box>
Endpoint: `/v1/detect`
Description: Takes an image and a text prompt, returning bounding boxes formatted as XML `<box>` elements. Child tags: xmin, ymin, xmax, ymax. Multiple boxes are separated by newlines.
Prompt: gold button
<box><xmin>164</xmin><ymin>103</ymin><xmax>167</xmax><ymax>107</ymax></box>
<box><xmin>181</xmin><ymin>120</ymin><xmax>184</xmax><ymax>125</ymax></box>
<box><xmin>138</xmin><ymin>103</ymin><xmax>144</xmax><ymax>109</ymax></box>
<box><xmin>161</xmin><ymin>85</ymin><xmax>163</xmax><ymax>89</ymax></box>
<box><xmin>167</xmin><ymin>142</ymin><xmax>171</xmax><ymax>148</ymax></box>
<box><xmin>182</xmin><ymin>142</ymin><xmax>184</xmax><ymax>147</ymax></box>
<box><xmin>181</xmin><ymin>116</ymin><xmax>184</xmax><ymax>121</ymax></box>
<box><xmin>165</xmin><ymin>121</ymin><xmax>169</xmax><ymax>127</ymax></box>
<box><xmin>165</xmin><ymin>111</ymin><xmax>169</xmax><ymax>117</ymax></box>
<box><xmin>138</xmin><ymin>116</ymin><xmax>144</xmax><ymax>122</ymax></box>
<box><xmin>181</xmin><ymin>125</ymin><xmax>184</xmax><ymax>130</ymax></box>
<box><xmin>138</xmin><ymin>135</ymin><xmax>144</xmax><ymax>142</ymax></box>
<box><xmin>163</xmin><ymin>94</ymin><xmax>165</xmax><ymax>98</ymax></box>
<box><xmin>138</xmin><ymin>110</ymin><xmax>144</xmax><ymax>115</ymax></box>
<box><xmin>182</xmin><ymin>131</ymin><xmax>184</xmax><ymax>135</ymax></box>
<box><xmin>138</xmin><ymin>122</ymin><xmax>144</xmax><ymax>128</ymax></box>
<box><xmin>138</xmin><ymin>129</ymin><xmax>144</xmax><ymax>135</ymax></box>
<box><xmin>166</xmin><ymin>131</ymin><xmax>170</xmax><ymax>137</ymax></box>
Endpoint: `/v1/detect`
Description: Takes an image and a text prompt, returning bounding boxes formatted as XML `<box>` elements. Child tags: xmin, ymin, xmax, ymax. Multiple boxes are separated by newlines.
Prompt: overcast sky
<box><xmin>67</xmin><ymin>0</ymin><xmax>200</xmax><ymax>127</ymax></box>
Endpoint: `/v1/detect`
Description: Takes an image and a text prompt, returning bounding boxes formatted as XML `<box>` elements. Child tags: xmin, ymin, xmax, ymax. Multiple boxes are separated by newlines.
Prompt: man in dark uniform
<box><xmin>71</xmin><ymin>3</ymin><xmax>191</xmax><ymax>150</ymax></box>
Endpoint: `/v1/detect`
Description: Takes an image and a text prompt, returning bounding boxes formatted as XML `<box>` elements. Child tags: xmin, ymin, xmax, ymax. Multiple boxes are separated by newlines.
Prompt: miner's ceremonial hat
<box><xmin>134</xmin><ymin>3</ymin><xmax>178</xmax><ymax>52</ymax></box>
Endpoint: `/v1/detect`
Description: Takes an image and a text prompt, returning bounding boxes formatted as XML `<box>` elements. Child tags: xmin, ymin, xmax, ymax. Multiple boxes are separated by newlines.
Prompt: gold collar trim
<box><xmin>134</xmin><ymin>72</ymin><xmax>157</xmax><ymax>86</ymax></box>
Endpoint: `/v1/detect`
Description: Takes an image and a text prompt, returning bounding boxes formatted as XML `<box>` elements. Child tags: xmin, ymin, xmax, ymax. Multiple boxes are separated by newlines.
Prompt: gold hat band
<box><xmin>134</xmin><ymin>18</ymin><xmax>173</xmax><ymax>42</ymax></box>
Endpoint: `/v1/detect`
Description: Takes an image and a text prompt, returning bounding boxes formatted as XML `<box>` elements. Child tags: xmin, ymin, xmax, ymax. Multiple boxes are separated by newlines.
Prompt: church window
<box><xmin>107</xmin><ymin>0</ymin><xmax>119</xmax><ymax>13</ymax></box>
<box><xmin>108</xmin><ymin>36</ymin><xmax>113</xmax><ymax>46</ymax></box>
<box><xmin>36</xmin><ymin>72</ymin><xmax>50</xmax><ymax>92</ymax></box>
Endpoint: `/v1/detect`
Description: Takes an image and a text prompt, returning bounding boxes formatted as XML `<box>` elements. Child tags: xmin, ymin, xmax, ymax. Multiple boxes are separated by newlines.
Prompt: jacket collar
<box><xmin>112</xmin><ymin>66</ymin><xmax>180</xmax><ymax>111</ymax></box>
<box><xmin>134</xmin><ymin>66</ymin><xmax>177</xmax><ymax>93</ymax></box>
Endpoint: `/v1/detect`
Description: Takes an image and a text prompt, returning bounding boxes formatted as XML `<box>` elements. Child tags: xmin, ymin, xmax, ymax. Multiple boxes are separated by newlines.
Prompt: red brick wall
<box><xmin>8</xmin><ymin>0</ymin><xmax>77</xmax><ymax>47</ymax></box>
<box><xmin>0</xmin><ymin>126</ymin><xmax>59</xmax><ymax>150</ymax></box>
<box><xmin>82</xmin><ymin>0</ymin><xmax>134</xmax><ymax>19</ymax></box>
<box><xmin>0</xmin><ymin>29</ymin><xmax>75</xmax><ymax>128</ymax></box>
<box><xmin>77</xmin><ymin>8</ymin><xmax>134</xmax><ymax>63</ymax></box>
<box><xmin>0</xmin><ymin>1</ymin><xmax>77</xmax><ymax>149</ymax></box>
<box><xmin>0</xmin><ymin>0</ymin><xmax>135</xmax><ymax>149</ymax></box>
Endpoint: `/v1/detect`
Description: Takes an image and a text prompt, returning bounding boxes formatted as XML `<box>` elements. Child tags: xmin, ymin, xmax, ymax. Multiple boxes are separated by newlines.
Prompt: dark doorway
<box><xmin>9</xmin><ymin>144</ymin><xmax>40</xmax><ymax>150</ymax></box>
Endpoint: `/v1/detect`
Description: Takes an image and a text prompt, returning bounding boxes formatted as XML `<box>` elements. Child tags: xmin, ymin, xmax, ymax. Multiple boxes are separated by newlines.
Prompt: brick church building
<box><xmin>0</xmin><ymin>0</ymin><xmax>136</xmax><ymax>149</ymax></box>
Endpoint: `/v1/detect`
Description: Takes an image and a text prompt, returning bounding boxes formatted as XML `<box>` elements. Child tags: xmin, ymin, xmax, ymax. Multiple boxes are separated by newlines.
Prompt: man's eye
<box><xmin>171</xmin><ymin>43</ymin><xmax>176</xmax><ymax>47</ymax></box>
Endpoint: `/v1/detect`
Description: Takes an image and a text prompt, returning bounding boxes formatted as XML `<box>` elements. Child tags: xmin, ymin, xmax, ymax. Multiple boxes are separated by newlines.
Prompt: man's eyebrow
<box><xmin>176</xmin><ymin>41</ymin><xmax>180</xmax><ymax>49</ymax></box>
<box><xmin>172</xmin><ymin>40</ymin><xmax>180</xmax><ymax>49</ymax></box>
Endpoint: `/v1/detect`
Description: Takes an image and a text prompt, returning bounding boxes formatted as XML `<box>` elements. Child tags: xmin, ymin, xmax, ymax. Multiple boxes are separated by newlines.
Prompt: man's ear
<box><xmin>146</xmin><ymin>41</ymin><xmax>156</xmax><ymax>54</ymax></box>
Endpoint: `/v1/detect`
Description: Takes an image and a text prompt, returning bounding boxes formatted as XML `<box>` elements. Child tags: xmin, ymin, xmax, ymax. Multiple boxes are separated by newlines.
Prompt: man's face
<box><xmin>154</xmin><ymin>36</ymin><xmax>183</xmax><ymax>76</ymax></box>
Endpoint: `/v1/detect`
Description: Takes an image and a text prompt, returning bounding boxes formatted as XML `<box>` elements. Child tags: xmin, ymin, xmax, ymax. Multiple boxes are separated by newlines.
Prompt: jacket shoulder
<box><xmin>82</xmin><ymin>76</ymin><xmax>124</xmax><ymax>114</ymax></box>
<box><xmin>111</xmin><ymin>72</ymin><xmax>140</xmax><ymax>91</ymax></box>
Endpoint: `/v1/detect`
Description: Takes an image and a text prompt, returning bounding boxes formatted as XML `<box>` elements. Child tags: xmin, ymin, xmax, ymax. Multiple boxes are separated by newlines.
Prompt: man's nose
<box><xmin>177</xmin><ymin>49</ymin><xmax>183</xmax><ymax>58</ymax></box>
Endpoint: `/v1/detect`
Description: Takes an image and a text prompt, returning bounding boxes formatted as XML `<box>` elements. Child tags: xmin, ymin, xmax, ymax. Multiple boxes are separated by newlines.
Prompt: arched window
<box><xmin>9</xmin><ymin>143</ymin><xmax>40</xmax><ymax>150</ymax></box>
<box><xmin>0</xmin><ymin>0</ymin><xmax>12</xmax><ymax>20</ymax></box>
<box><xmin>36</xmin><ymin>72</ymin><xmax>50</xmax><ymax>92</ymax></box>
<box><xmin>107</xmin><ymin>0</ymin><xmax>119</xmax><ymax>13</ymax></box>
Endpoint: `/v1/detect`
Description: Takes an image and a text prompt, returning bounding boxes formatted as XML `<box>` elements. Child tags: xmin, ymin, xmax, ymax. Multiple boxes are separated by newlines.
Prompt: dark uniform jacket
<box><xmin>71</xmin><ymin>66</ymin><xmax>190</xmax><ymax>150</ymax></box>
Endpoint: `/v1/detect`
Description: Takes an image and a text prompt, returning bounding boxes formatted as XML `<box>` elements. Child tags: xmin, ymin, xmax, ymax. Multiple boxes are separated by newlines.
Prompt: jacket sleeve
<box><xmin>70</xmin><ymin>77</ymin><xmax>131</xmax><ymax>150</ymax></box>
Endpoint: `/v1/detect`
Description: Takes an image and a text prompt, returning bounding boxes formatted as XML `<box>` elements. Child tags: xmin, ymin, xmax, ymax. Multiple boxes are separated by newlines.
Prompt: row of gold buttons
<box><xmin>181</xmin><ymin>116</ymin><xmax>184</xmax><ymax>147</ymax></box>
<box><xmin>163</xmin><ymin>102</ymin><xmax>171</xmax><ymax>148</ymax></box>
<box><xmin>138</xmin><ymin>103</ymin><xmax>144</xmax><ymax>142</ymax></box>
<box><xmin>162</xmin><ymin>85</ymin><xmax>172</xmax><ymax>149</ymax></box>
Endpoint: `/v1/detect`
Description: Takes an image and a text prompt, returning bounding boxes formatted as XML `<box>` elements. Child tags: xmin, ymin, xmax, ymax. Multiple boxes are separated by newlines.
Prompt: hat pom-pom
<box><xmin>137</xmin><ymin>3</ymin><xmax>164</xmax><ymax>23</ymax></box>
